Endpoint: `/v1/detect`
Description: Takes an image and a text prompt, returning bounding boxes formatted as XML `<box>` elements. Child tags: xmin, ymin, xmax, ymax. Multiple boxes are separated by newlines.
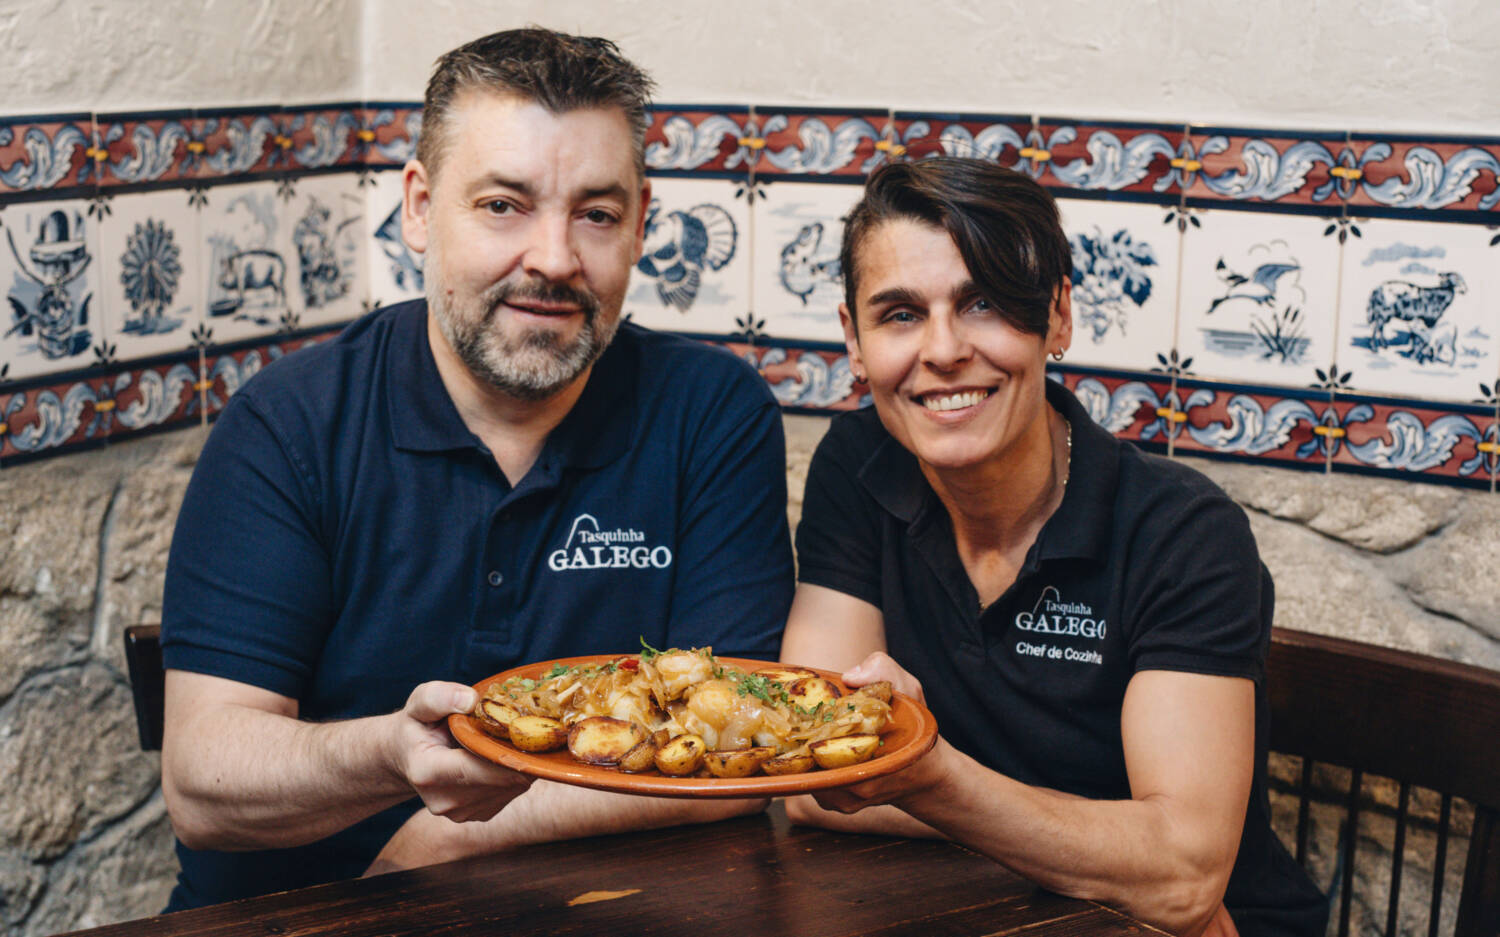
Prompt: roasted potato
<box><xmin>852</xmin><ymin>681</ymin><xmax>893</xmax><ymax>704</ymax></box>
<box><xmin>567</xmin><ymin>716</ymin><xmax>649</xmax><ymax>765</ymax></box>
<box><xmin>704</xmin><ymin>746</ymin><xmax>775</xmax><ymax>778</ymax></box>
<box><xmin>809</xmin><ymin>733</ymin><xmax>881</xmax><ymax>769</ymax></box>
<box><xmin>786</xmin><ymin>676</ymin><xmax>842</xmax><ymax>710</ymax></box>
<box><xmin>616</xmin><ymin>737</ymin><xmax>659</xmax><ymax>774</ymax></box>
<box><xmin>654</xmin><ymin>734</ymin><xmax>707</xmax><ymax>776</ymax></box>
<box><xmin>473</xmin><ymin>696</ymin><xmax>526</xmax><ymax>739</ymax></box>
<box><xmin>760</xmin><ymin>749</ymin><xmax>815</xmax><ymax>776</ymax></box>
<box><xmin>754</xmin><ymin>666</ymin><xmax>819</xmax><ymax>685</ymax></box>
<box><xmin>508</xmin><ymin>715</ymin><xmax>568</xmax><ymax>753</ymax></box>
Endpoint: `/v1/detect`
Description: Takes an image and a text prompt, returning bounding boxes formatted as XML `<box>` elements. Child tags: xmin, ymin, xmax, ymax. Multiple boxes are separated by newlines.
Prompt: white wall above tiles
<box><xmin>362</xmin><ymin>0</ymin><xmax>1500</xmax><ymax>134</ymax></box>
<box><xmin>0</xmin><ymin>0</ymin><xmax>362</xmax><ymax>111</ymax></box>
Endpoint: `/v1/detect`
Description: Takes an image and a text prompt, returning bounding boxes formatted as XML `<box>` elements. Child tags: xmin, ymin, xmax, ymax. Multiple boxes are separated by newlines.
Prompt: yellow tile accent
<box><xmin>1020</xmin><ymin>147</ymin><xmax>1051</xmax><ymax>162</ymax></box>
<box><xmin>194</xmin><ymin>379</ymin><xmax>213</xmax><ymax>392</ymax></box>
<box><xmin>94</xmin><ymin>400</ymin><xmax>115</xmax><ymax>412</ymax></box>
<box><xmin>356</xmin><ymin>129</ymin><xmax>375</xmax><ymax>143</ymax></box>
<box><xmin>86</xmin><ymin>146</ymin><xmax>108</xmax><ymax>163</ymax></box>
<box><xmin>1313</xmin><ymin>425</ymin><xmax>1347</xmax><ymax>438</ymax></box>
<box><xmin>875</xmin><ymin>140</ymin><xmax>906</xmax><ymax>157</ymax></box>
<box><xmin>1330</xmin><ymin>166</ymin><xmax>1363</xmax><ymax>181</ymax></box>
<box><xmin>186</xmin><ymin>141</ymin><xmax>206</xmax><ymax>154</ymax></box>
<box><xmin>275</xmin><ymin>135</ymin><xmax>292</xmax><ymax>150</ymax></box>
<box><xmin>1170</xmin><ymin>157</ymin><xmax>1202</xmax><ymax>172</ymax></box>
<box><xmin>1155</xmin><ymin>407</ymin><xmax>1187</xmax><ymax>424</ymax></box>
<box><xmin>1478</xmin><ymin>441</ymin><xmax>1500</xmax><ymax>454</ymax></box>
<box><xmin>737</xmin><ymin>136</ymin><xmax>766</xmax><ymax>150</ymax></box>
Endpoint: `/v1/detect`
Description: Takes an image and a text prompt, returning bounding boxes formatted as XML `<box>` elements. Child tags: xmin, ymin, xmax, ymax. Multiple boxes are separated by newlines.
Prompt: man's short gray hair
<box><xmin>418</xmin><ymin>26</ymin><xmax>656</xmax><ymax>180</ymax></box>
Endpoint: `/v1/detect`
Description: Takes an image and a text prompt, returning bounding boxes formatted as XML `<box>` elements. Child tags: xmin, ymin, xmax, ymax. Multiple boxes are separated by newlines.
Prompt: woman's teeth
<box><xmin>922</xmin><ymin>390</ymin><xmax>990</xmax><ymax>412</ymax></box>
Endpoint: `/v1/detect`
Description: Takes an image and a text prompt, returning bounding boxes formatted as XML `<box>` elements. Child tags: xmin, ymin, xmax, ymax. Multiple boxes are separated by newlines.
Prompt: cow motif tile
<box><xmin>0</xmin><ymin>199</ymin><xmax>104</xmax><ymax>381</ymax></box>
<box><xmin>624</xmin><ymin>176</ymin><xmax>750</xmax><ymax>336</ymax></box>
<box><xmin>1177</xmin><ymin>208</ymin><xmax>1340</xmax><ymax>387</ymax></box>
<box><xmin>364</xmin><ymin>169</ymin><xmax>422</xmax><ymax>310</ymax></box>
<box><xmin>750</xmin><ymin>180</ymin><xmax>861</xmax><ymax>344</ymax></box>
<box><xmin>198</xmin><ymin>180</ymin><xmax>288</xmax><ymax>346</ymax></box>
<box><xmin>1056</xmin><ymin>197</ymin><xmax>1180</xmax><ymax>374</ymax></box>
<box><xmin>97</xmin><ymin>187</ymin><xmax>202</xmax><ymax>362</ymax></box>
<box><xmin>273</xmin><ymin>173</ymin><xmax>365</xmax><ymax>328</ymax></box>
<box><xmin>1337</xmin><ymin>217</ymin><xmax>1498</xmax><ymax>403</ymax></box>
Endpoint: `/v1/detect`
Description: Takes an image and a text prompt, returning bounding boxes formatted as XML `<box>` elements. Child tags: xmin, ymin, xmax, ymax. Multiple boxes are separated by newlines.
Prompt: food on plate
<box><xmin>471</xmin><ymin>643</ymin><xmax>894</xmax><ymax>778</ymax></box>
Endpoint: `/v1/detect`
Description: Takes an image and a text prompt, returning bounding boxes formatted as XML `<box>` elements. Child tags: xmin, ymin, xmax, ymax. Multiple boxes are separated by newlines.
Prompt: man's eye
<box><xmin>584</xmin><ymin>209</ymin><xmax>618</xmax><ymax>225</ymax></box>
<box><xmin>484</xmin><ymin>201</ymin><xmax>514</xmax><ymax>216</ymax></box>
<box><xmin>885</xmin><ymin>309</ymin><xmax>918</xmax><ymax>324</ymax></box>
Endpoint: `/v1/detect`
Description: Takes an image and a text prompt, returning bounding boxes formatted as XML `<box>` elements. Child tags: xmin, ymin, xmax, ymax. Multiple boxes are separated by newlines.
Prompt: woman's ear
<box><xmin>1049</xmin><ymin>282</ymin><xmax>1074</xmax><ymax>355</ymax></box>
<box><xmin>839</xmin><ymin>303</ymin><xmax>866</xmax><ymax>382</ymax></box>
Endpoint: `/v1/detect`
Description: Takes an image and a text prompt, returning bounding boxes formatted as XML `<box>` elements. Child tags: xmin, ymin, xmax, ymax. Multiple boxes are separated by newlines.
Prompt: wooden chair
<box><xmin>1267</xmin><ymin>627</ymin><xmax>1500</xmax><ymax>937</ymax></box>
<box><xmin>123</xmin><ymin>624</ymin><xmax>165</xmax><ymax>751</ymax></box>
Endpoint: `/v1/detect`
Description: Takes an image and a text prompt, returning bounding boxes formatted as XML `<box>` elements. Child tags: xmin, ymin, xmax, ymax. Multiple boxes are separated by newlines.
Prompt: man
<box><xmin>160</xmin><ymin>28</ymin><xmax>793</xmax><ymax>910</ymax></box>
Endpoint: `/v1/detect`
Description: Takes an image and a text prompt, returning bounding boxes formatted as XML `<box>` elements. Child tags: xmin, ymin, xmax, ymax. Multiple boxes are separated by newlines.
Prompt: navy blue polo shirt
<box><xmin>161</xmin><ymin>300</ymin><xmax>793</xmax><ymax>909</ymax></box>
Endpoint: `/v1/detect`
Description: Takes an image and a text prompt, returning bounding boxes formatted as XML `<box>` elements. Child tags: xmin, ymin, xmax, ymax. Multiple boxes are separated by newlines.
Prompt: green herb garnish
<box><xmin>639</xmin><ymin>636</ymin><xmax>662</xmax><ymax>662</ymax></box>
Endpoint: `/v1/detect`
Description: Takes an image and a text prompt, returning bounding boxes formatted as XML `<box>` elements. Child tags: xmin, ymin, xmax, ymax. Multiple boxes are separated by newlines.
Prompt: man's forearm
<box><xmin>163</xmin><ymin>701</ymin><xmax>411</xmax><ymax>851</ymax></box>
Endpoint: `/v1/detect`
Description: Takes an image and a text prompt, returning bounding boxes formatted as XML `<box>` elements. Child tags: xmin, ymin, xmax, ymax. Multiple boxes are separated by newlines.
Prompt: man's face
<box><xmin>402</xmin><ymin>91</ymin><xmax>649</xmax><ymax>400</ymax></box>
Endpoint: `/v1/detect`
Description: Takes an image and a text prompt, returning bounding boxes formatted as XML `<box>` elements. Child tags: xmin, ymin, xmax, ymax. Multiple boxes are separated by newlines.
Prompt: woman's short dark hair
<box><xmin>419</xmin><ymin>26</ymin><xmax>655</xmax><ymax>181</ymax></box>
<box><xmin>839</xmin><ymin>158</ymin><xmax>1072</xmax><ymax>337</ymax></box>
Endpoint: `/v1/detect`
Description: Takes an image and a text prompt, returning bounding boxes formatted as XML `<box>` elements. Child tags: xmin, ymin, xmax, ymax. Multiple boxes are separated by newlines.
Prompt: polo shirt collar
<box><xmin>855</xmin><ymin>377</ymin><xmax>1119</xmax><ymax>562</ymax></box>
<box><xmin>387</xmin><ymin>302</ymin><xmax>638</xmax><ymax>471</ymax></box>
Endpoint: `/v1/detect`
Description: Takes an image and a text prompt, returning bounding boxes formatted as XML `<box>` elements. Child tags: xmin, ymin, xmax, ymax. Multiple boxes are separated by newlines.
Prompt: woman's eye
<box><xmin>968</xmin><ymin>297</ymin><xmax>994</xmax><ymax>314</ymax></box>
<box><xmin>484</xmin><ymin>201</ymin><xmax>514</xmax><ymax>216</ymax></box>
<box><xmin>885</xmin><ymin>309</ymin><xmax>918</xmax><ymax>324</ymax></box>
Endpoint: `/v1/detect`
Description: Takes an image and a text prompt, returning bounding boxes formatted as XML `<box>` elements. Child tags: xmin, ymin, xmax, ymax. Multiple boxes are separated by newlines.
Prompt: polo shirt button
<box><xmin>487</xmin><ymin>570</ymin><xmax>504</xmax><ymax>587</ymax></box>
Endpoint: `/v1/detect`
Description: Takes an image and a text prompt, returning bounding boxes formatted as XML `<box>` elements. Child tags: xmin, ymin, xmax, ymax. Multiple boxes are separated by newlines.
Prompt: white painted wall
<box><xmin>363</xmin><ymin>0</ymin><xmax>1500</xmax><ymax>134</ymax></box>
<box><xmin>0</xmin><ymin>0</ymin><xmax>361</xmax><ymax>112</ymax></box>
<box><xmin>0</xmin><ymin>1</ymin><xmax>1492</xmax><ymax>131</ymax></box>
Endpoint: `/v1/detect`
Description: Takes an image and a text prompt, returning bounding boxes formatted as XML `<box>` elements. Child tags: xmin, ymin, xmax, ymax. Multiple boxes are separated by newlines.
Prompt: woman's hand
<box><xmin>842</xmin><ymin>650</ymin><xmax>926</xmax><ymax>705</ymax></box>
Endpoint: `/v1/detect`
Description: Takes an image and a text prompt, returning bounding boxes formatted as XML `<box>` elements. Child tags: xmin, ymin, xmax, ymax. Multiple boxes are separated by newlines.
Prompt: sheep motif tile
<box><xmin>364</xmin><ymin>169</ymin><xmax>423</xmax><ymax>310</ymax></box>
<box><xmin>1176</xmin><ymin>208</ymin><xmax>1340</xmax><ymax>387</ymax></box>
<box><xmin>97</xmin><ymin>187</ymin><xmax>203</xmax><ymax>362</ymax></box>
<box><xmin>197</xmin><ymin>180</ymin><xmax>290</xmax><ymax>346</ymax></box>
<box><xmin>274</xmin><ymin>173</ymin><xmax>365</xmax><ymax>328</ymax></box>
<box><xmin>0</xmin><ymin>199</ymin><xmax>104</xmax><ymax>382</ymax></box>
<box><xmin>1055</xmin><ymin>197</ymin><xmax>1180</xmax><ymax>374</ymax></box>
<box><xmin>624</xmin><ymin>176</ymin><xmax>749</xmax><ymax>336</ymax></box>
<box><xmin>749</xmin><ymin>180</ymin><xmax>862</xmax><ymax>344</ymax></box>
<box><xmin>1337</xmin><ymin>217</ymin><xmax>1498</xmax><ymax>403</ymax></box>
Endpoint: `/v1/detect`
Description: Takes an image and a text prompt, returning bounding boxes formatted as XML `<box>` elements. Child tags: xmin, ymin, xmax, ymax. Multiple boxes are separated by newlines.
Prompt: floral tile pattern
<box><xmin>0</xmin><ymin>97</ymin><xmax>1497</xmax><ymax>488</ymax></box>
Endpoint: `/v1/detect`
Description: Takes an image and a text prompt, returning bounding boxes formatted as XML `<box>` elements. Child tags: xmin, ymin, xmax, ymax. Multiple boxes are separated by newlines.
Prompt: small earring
<box><xmin>1050</xmin><ymin>350</ymin><xmax>1064</xmax><ymax>362</ymax></box>
<box><xmin>853</xmin><ymin>370</ymin><xmax>867</xmax><ymax>383</ymax></box>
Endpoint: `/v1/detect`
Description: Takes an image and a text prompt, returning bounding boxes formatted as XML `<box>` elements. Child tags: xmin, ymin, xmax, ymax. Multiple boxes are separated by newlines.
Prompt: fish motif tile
<box><xmin>750</xmin><ymin>180</ymin><xmax>862</xmax><ymax>344</ymax></box>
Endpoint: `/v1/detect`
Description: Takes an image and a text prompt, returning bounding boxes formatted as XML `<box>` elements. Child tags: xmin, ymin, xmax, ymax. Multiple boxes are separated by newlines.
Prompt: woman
<box><xmin>780</xmin><ymin>158</ymin><xmax>1326</xmax><ymax>937</ymax></box>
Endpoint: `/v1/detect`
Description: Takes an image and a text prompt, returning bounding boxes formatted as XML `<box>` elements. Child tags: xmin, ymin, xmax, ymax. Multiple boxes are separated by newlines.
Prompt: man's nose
<box><xmin>522</xmin><ymin>214</ymin><xmax>582</xmax><ymax>282</ymax></box>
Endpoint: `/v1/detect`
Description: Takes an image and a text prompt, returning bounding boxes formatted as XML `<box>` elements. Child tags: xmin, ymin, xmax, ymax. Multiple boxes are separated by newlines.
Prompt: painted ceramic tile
<box><xmin>359</xmin><ymin>103</ymin><xmax>421</xmax><ymax>169</ymax></box>
<box><xmin>97</xmin><ymin>187</ymin><xmax>203</xmax><ymax>361</ymax></box>
<box><xmin>644</xmin><ymin>106</ymin><xmax>755</xmax><ymax>176</ymax></box>
<box><xmin>273</xmin><ymin>174</ymin><xmax>366</xmax><ymax>328</ymax></box>
<box><xmin>1179</xmin><ymin>128</ymin><xmax>1343</xmax><ymax>208</ymax></box>
<box><xmin>279</xmin><ymin>104</ymin><xmax>363</xmax><ymax>172</ymax></box>
<box><xmin>1337</xmin><ymin>217</ymin><xmax>1498</xmax><ymax>402</ymax></box>
<box><xmin>197</xmin><ymin>180</ymin><xmax>288</xmax><ymax>346</ymax></box>
<box><xmin>1056</xmin><ymin>197</ymin><xmax>1180</xmax><ymax>374</ymax></box>
<box><xmin>1053</xmin><ymin>369</ymin><xmax>1176</xmax><ymax>450</ymax></box>
<box><xmin>891</xmin><ymin>112</ymin><xmax>1033</xmax><ymax>166</ymax></box>
<box><xmin>1172</xmin><ymin>379</ymin><xmax>1329</xmax><ymax>468</ymax></box>
<box><xmin>0</xmin><ymin>199</ymin><xmax>104</xmax><ymax>381</ymax></box>
<box><xmin>1325</xmin><ymin>394</ymin><xmax>1495</xmax><ymax>487</ymax></box>
<box><xmin>364</xmin><ymin>169</ymin><xmax>423</xmax><ymax>309</ymax></box>
<box><xmin>1035</xmin><ymin>120</ymin><xmax>1184</xmax><ymax>199</ymax></box>
<box><xmin>0</xmin><ymin>113</ymin><xmax>92</xmax><ymax>198</ymax></box>
<box><xmin>751</xmin><ymin>108</ymin><xmax>888</xmax><ymax>180</ymax></box>
<box><xmin>1340</xmin><ymin>133</ymin><xmax>1500</xmax><ymax>216</ymax></box>
<box><xmin>194</xmin><ymin>107</ymin><xmax>278</xmax><ymax>183</ymax></box>
<box><xmin>1176</xmin><ymin>208</ymin><xmax>1340</xmax><ymax>387</ymax></box>
<box><xmin>94</xmin><ymin>109</ymin><xmax>194</xmax><ymax>189</ymax></box>
<box><xmin>731</xmin><ymin>341</ymin><xmax>865</xmax><ymax>411</ymax></box>
<box><xmin>623</xmin><ymin>176</ymin><xmax>750</xmax><ymax>336</ymax></box>
<box><xmin>750</xmin><ymin>180</ymin><xmax>861</xmax><ymax>344</ymax></box>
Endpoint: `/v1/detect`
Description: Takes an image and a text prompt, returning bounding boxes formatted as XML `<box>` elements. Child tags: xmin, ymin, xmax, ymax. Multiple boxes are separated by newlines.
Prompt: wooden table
<box><xmin>62</xmin><ymin>804</ymin><xmax>1160</xmax><ymax>937</ymax></box>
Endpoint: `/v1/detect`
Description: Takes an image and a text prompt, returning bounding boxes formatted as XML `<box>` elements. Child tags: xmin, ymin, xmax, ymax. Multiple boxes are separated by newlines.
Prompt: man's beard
<box><xmin>428</xmin><ymin>267</ymin><xmax>620</xmax><ymax>402</ymax></box>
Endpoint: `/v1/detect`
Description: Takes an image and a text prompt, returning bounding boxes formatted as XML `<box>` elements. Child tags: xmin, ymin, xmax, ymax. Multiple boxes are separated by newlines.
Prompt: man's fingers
<box><xmin>404</xmin><ymin>680</ymin><xmax>478</xmax><ymax>723</ymax></box>
<box><xmin>844</xmin><ymin>652</ymin><xmax>925</xmax><ymax>702</ymax></box>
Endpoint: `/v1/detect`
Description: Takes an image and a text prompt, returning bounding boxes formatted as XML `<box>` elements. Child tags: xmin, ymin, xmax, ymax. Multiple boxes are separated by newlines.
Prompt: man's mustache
<box><xmin>484</xmin><ymin>278</ymin><xmax>601</xmax><ymax>320</ymax></box>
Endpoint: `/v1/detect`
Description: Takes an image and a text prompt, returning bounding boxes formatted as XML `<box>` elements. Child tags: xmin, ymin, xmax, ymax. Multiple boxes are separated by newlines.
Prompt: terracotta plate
<box><xmin>448</xmin><ymin>655</ymin><xmax>939</xmax><ymax>798</ymax></box>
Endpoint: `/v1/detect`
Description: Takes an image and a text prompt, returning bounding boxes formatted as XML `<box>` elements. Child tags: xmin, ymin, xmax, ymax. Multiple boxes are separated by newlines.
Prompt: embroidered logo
<box><xmin>1012</xmin><ymin>586</ymin><xmax>1106</xmax><ymax>665</ymax></box>
<box><xmin>547</xmin><ymin>513</ymin><xmax>673</xmax><ymax>572</ymax></box>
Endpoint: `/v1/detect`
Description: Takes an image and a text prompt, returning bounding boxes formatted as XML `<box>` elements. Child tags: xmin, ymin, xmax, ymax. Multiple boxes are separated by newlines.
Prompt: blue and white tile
<box><xmin>1337</xmin><ymin>217</ymin><xmax>1498</xmax><ymax>403</ymax></box>
<box><xmin>1056</xmin><ymin>197</ymin><xmax>1180</xmax><ymax>374</ymax></box>
<box><xmin>750</xmin><ymin>180</ymin><xmax>861</xmax><ymax>344</ymax></box>
<box><xmin>273</xmin><ymin>173</ymin><xmax>365</xmax><ymax>329</ymax></box>
<box><xmin>197</xmin><ymin>180</ymin><xmax>289</xmax><ymax>346</ymax></box>
<box><xmin>624</xmin><ymin>176</ymin><xmax>750</xmax><ymax>336</ymax></box>
<box><xmin>364</xmin><ymin>169</ymin><xmax>422</xmax><ymax>310</ymax></box>
<box><xmin>0</xmin><ymin>199</ymin><xmax>104</xmax><ymax>381</ymax></box>
<box><xmin>98</xmin><ymin>187</ymin><xmax>202</xmax><ymax>362</ymax></box>
<box><xmin>1177</xmin><ymin>208</ymin><xmax>1340</xmax><ymax>387</ymax></box>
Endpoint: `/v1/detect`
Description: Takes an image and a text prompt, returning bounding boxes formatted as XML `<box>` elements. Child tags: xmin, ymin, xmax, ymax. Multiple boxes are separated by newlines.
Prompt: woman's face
<box><xmin>841</xmin><ymin>218</ymin><xmax>1071</xmax><ymax>472</ymax></box>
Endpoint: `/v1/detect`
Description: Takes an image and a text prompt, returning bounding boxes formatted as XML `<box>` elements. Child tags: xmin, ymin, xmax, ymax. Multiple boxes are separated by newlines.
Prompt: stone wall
<box><xmin>2</xmin><ymin>416</ymin><xmax>1496</xmax><ymax>934</ymax></box>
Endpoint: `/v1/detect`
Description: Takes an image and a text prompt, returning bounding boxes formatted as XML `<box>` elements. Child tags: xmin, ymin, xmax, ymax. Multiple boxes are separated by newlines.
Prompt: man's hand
<box><xmin>841</xmin><ymin>650</ymin><xmax>926</xmax><ymax>705</ymax></box>
<box><xmin>390</xmin><ymin>681</ymin><xmax>533</xmax><ymax>822</ymax></box>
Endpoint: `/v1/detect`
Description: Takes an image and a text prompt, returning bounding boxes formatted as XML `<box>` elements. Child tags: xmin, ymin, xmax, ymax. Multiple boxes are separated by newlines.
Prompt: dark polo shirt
<box><xmin>161</xmin><ymin>300</ymin><xmax>793</xmax><ymax>909</ymax></box>
<box><xmin>796</xmin><ymin>379</ymin><xmax>1327</xmax><ymax>937</ymax></box>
